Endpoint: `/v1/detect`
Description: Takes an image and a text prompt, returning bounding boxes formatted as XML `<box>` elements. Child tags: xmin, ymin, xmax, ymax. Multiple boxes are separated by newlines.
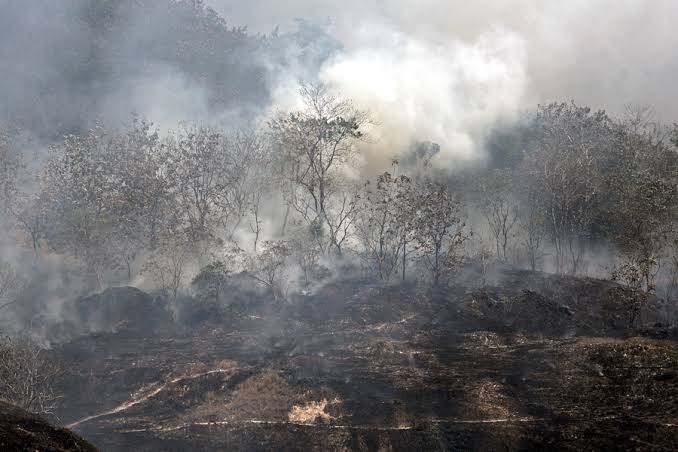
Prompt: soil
<box><xmin>52</xmin><ymin>268</ymin><xmax>678</xmax><ymax>451</ymax></box>
<box><xmin>0</xmin><ymin>400</ymin><xmax>96</xmax><ymax>452</ymax></box>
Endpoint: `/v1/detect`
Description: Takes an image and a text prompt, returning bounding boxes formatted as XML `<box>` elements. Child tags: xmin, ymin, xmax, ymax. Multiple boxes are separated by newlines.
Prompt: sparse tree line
<box><xmin>1</xmin><ymin>87</ymin><xmax>678</xmax><ymax>417</ymax></box>
<box><xmin>1</xmin><ymin>89</ymin><xmax>678</xmax><ymax>306</ymax></box>
<box><xmin>472</xmin><ymin>104</ymin><xmax>678</xmax><ymax>302</ymax></box>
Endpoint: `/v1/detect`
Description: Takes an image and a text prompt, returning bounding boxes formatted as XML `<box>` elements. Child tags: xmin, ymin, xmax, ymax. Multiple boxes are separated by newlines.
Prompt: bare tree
<box><xmin>355</xmin><ymin>171</ymin><xmax>414</xmax><ymax>283</ymax></box>
<box><xmin>522</xmin><ymin>103</ymin><xmax>610</xmax><ymax>274</ymax></box>
<box><xmin>413</xmin><ymin>182</ymin><xmax>468</xmax><ymax>286</ymax></box>
<box><xmin>606</xmin><ymin>111</ymin><xmax>677</xmax><ymax>292</ymax></box>
<box><xmin>107</xmin><ymin>117</ymin><xmax>175</xmax><ymax>272</ymax></box>
<box><xmin>145</xmin><ymin>237</ymin><xmax>191</xmax><ymax>307</ymax></box>
<box><xmin>270</xmin><ymin>83</ymin><xmax>368</xmax><ymax>255</ymax></box>
<box><xmin>0</xmin><ymin>337</ymin><xmax>62</xmax><ymax>417</ymax></box>
<box><xmin>0</xmin><ymin>262</ymin><xmax>25</xmax><ymax>314</ymax></box>
<box><xmin>249</xmin><ymin>240</ymin><xmax>292</xmax><ymax>299</ymax></box>
<box><xmin>42</xmin><ymin>124</ymin><xmax>120</xmax><ymax>288</ymax></box>
<box><xmin>14</xmin><ymin>191</ymin><xmax>50</xmax><ymax>260</ymax></box>
<box><xmin>227</xmin><ymin>130</ymin><xmax>274</xmax><ymax>250</ymax></box>
<box><xmin>516</xmin><ymin>196</ymin><xmax>545</xmax><ymax>272</ymax></box>
<box><xmin>166</xmin><ymin>126</ymin><xmax>232</xmax><ymax>259</ymax></box>
<box><xmin>476</xmin><ymin>169</ymin><xmax>519</xmax><ymax>261</ymax></box>
<box><xmin>289</xmin><ymin>228</ymin><xmax>324</xmax><ymax>288</ymax></box>
<box><xmin>0</xmin><ymin>123</ymin><xmax>24</xmax><ymax>219</ymax></box>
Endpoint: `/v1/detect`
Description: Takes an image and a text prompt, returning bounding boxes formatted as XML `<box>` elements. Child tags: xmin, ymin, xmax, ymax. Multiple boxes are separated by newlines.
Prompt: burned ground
<box><xmin>52</xmin><ymin>268</ymin><xmax>678</xmax><ymax>451</ymax></box>
<box><xmin>0</xmin><ymin>400</ymin><xmax>96</xmax><ymax>452</ymax></box>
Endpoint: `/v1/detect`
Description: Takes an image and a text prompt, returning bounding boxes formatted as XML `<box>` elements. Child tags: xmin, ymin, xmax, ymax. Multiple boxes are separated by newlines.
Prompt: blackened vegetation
<box><xmin>47</xmin><ymin>267</ymin><xmax>678</xmax><ymax>451</ymax></box>
<box><xmin>0</xmin><ymin>400</ymin><xmax>96</xmax><ymax>452</ymax></box>
<box><xmin>0</xmin><ymin>2</ymin><xmax>678</xmax><ymax>451</ymax></box>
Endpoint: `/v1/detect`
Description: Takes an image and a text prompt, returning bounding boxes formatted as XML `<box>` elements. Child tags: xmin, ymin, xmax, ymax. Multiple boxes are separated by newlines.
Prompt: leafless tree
<box><xmin>270</xmin><ymin>83</ymin><xmax>368</xmax><ymax>255</ymax></box>
<box><xmin>0</xmin><ymin>337</ymin><xmax>62</xmax><ymax>418</ymax></box>
<box><xmin>516</xmin><ymin>199</ymin><xmax>545</xmax><ymax>272</ymax></box>
<box><xmin>289</xmin><ymin>229</ymin><xmax>323</xmax><ymax>287</ymax></box>
<box><xmin>13</xmin><ymin>191</ymin><xmax>50</xmax><ymax>260</ymax></box>
<box><xmin>165</xmin><ymin>126</ymin><xmax>232</xmax><ymax>259</ymax></box>
<box><xmin>42</xmin><ymin>124</ymin><xmax>120</xmax><ymax>288</ymax></box>
<box><xmin>248</xmin><ymin>240</ymin><xmax>292</xmax><ymax>299</ymax></box>
<box><xmin>227</xmin><ymin>130</ymin><xmax>274</xmax><ymax>251</ymax></box>
<box><xmin>355</xmin><ymin>171</ymin><xmax>414</xmax><ymax>283</ymax></box>
<box><xmin>144</xmin><ymin>238</ymin><xmax>191</xmax><ymax>307</ymax></box>
<box><xmin>607</xmin><ymin>111</ymin><xmax>677</xmax><ymax>292</ymax></box>
<box><xmin>0</xmin><ymin>262</ymin><xmax>25</xmax><ymax>314</ymax></box>
<box><xmin>522</xmin><ymin>103</ymin><xmax>610</xmax><ymax>274</ymax></box>
<box><xmin>0</xmin><ymin>123</ymin><xmax>24</xmax><ymax>219</ymax></box>
<box><xmin>476</xmin><ymin>169</ymin><xmax>519</xmax><ymax>261</ymax></box>
<box><xmin>413</xmin><ymin>182</ymin><xmax>468</xmax><ymax>286</ymax></box>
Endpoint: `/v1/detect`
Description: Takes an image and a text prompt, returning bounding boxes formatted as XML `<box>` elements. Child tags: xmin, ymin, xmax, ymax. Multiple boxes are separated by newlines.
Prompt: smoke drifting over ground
<box><xmin>213</xmin><ymin>0</ymin><xmax>678</xmax><ymax>166</ymax></box>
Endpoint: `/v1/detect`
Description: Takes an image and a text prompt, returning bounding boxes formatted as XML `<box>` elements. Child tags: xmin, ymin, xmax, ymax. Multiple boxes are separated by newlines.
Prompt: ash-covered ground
<box><xmin>53</xmin><ymin>268</ymin><xmax>678</xmax><ymax>451</ymax></box>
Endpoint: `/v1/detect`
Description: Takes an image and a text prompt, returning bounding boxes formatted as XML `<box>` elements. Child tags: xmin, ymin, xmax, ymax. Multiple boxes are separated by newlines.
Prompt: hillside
<box><xmin>0</xmin><ymin>400</ymin><xmax>96</xmax><ymax>452</ymax></box>
<box><xmin>50</xmin><ymin>268</ymin><xmax>678</xmax><ymax>451</ymax></box>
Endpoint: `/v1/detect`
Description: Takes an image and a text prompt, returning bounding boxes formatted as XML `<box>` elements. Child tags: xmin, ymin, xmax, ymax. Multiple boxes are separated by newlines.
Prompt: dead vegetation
<box><xmin>186</xmin><ymin>371</ymin><xmax>299</xmax><ymax>423</ymax></box>
<box><xmin>48</xmin><ymin>271</ymin><xmax>678</xmax><ymax>451</ymax></box>
<box><xmin>0</xmin><ymin>337</ymin><xmax>61</xmax><ymax>418</ymax></box>
<box><xmin>466</xmin><ymin>379</ymin><xmax>511</xmax><ymax>420</ymax></box>
<box><xmin>288</xmin><ymin>398</ymin><xmax>335</xmax><ymax>424</ymax></box>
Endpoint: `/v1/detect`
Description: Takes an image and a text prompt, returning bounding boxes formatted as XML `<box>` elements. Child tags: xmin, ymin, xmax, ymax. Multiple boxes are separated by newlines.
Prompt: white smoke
<box><xmin>211</xmin><ymin>0</ymin><xmax>678</xmax><ymax>167</ymax></box>
<box><xmin>319</xmin><ymin>22</ymin><xmax>527</xmax><ymax>168</ymax></box>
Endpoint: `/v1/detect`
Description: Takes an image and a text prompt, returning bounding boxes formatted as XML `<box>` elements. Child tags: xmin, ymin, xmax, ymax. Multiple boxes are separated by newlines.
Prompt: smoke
<box><xmin>319</xmin><ymin>24</ymin><xmax>527</xmax><ymax>169</ymax></box>
<box><xmin>99</xmin><ymin>64</ymin><xmax>229</xmax><ymax>133</ymax></box>
<box><xmin>1</xmin><ymin>1</ymin><xmax>678</xmax><ymax>337</ymax></box>
<box><xmin>211</xmin><ymin>0</ymin><xmax>678</xmax><ymax>167</ymax></box>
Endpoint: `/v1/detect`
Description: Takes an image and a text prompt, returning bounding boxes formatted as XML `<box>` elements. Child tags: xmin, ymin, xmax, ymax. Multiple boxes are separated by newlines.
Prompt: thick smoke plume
<box><xmin>213</xmin><ymin>0</ymin><xmax>678</xmax><ymax>167</ymax></box>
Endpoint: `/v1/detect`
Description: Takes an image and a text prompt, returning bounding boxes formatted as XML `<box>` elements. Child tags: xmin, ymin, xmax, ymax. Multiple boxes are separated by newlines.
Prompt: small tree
<box><xmin>476</xmin><ymin>169</ymin><xmax>519</xmax><ymax>261</ymax></box>
<box><xmin>42</xmin><ymin>124</ymin><xmax>119</xmax><ymax>288</ymax></box>
<box><xmin>521</xmin><ymin>103</ymin><xmax>610</xmax><ymax>274</ymax></box>
<box><xmin>289</xmin><ymin>228</ymin><xmax>324</xmax><ymax>288</ymax></box>
<box><xmin>14</xmin><ymin>192</ymin><xmax>50</xmax><ymax>260</ymax></box>
<box><xmin>165</xmin><ymin>126</ymin><xmax>234</xmax><ymax>260</ymax></box>
<box><xmin>355</xmin><ymin>172</ymin><xmax>413</xmax><ymax>283</ymax></box>
<box><xmin>145</xmin><ymin>238</ymin><xmax>191</xmax><ymax>307</ymax></box>
<box><xmin>666</xmin><ymin>232</ymin><xmax>678</xmax><ymax>303</ymax></box>
<box><xmin>227</xmin><ymin>130</ymin><xmax>274</xmax><ymax>249</ymax></box>
<box><xmin>0</xmin><ymin>337</ymin><xmax>62</xmax><ymax>417</ymax></box>
<box><xmin>270</xmin><ymin>83</ymin><xmax>368</xmax><ymax>255</ymax></box>
<box><xmin>191</xmin><ymin>261</ymin><xmax>230</xmax><ymax>305</ymax></box>
<box><xmin>611</xmin><ymin>262</ymin><xmax>651</xmax><ymax>327</ymax></box>
<box><xmin>516</xmin><ymin>200</ymin><xmax>545</xmax><ymax>272</ymax></box>
<box><xmin>249</xmin><ymin>240</ymin><xmax>292</xmax><ymax>299</ymax></box>
<box><xmin>413</xmin><ymin>183</ymin><xmax>468</xmax><ymax>286</ymax></box>
<box><xmin>613</xmin><ymin>172</ymin><xmax>675</xmax><ymax>293</ymax></box>
<box><xmin>0</xmin><ymin>123</ymin><xmax>24</xmax><ymax>219</ymax></box>
<box><xmin>0</xmin><ymin>262</ymin><xmax>24</xmax><ymax>314</ymax></box>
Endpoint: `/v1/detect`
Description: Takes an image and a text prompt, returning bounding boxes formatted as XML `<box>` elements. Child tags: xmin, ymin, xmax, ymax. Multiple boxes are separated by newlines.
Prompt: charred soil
<box><xmin>0</xmin><ymin>400</ymin><xmax>96</xmax><ymax>452</ymax></box>
<box><xmin>53</xmin><ymin>268</ymin><xmax>678</xmax><ymax>451</ymax></box>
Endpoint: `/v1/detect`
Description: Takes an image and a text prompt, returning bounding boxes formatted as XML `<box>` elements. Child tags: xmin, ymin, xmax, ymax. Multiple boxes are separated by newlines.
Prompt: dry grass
<box><xmin>288</xmin><ymin>399</ymin><xmax>333</xmax><ymax>424</ymax></box>
<box><xmin>464</xmin><ymin>331</ymin><xmax>506</xmax><ymax>348</ymax></box>
<box><xmin>466</xmin><ymin>379</ymin><xmax>511</xmax><ymax>419</ymax></box>
<box><xmin>216</xmin><ymin>359</ymin><xmax>237</xmax><ymax>370</ymax></box>
<box><xmin>186</xmin><ymin>371</ymin><xmax>298</xmax><ymax>423</ymax></box>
